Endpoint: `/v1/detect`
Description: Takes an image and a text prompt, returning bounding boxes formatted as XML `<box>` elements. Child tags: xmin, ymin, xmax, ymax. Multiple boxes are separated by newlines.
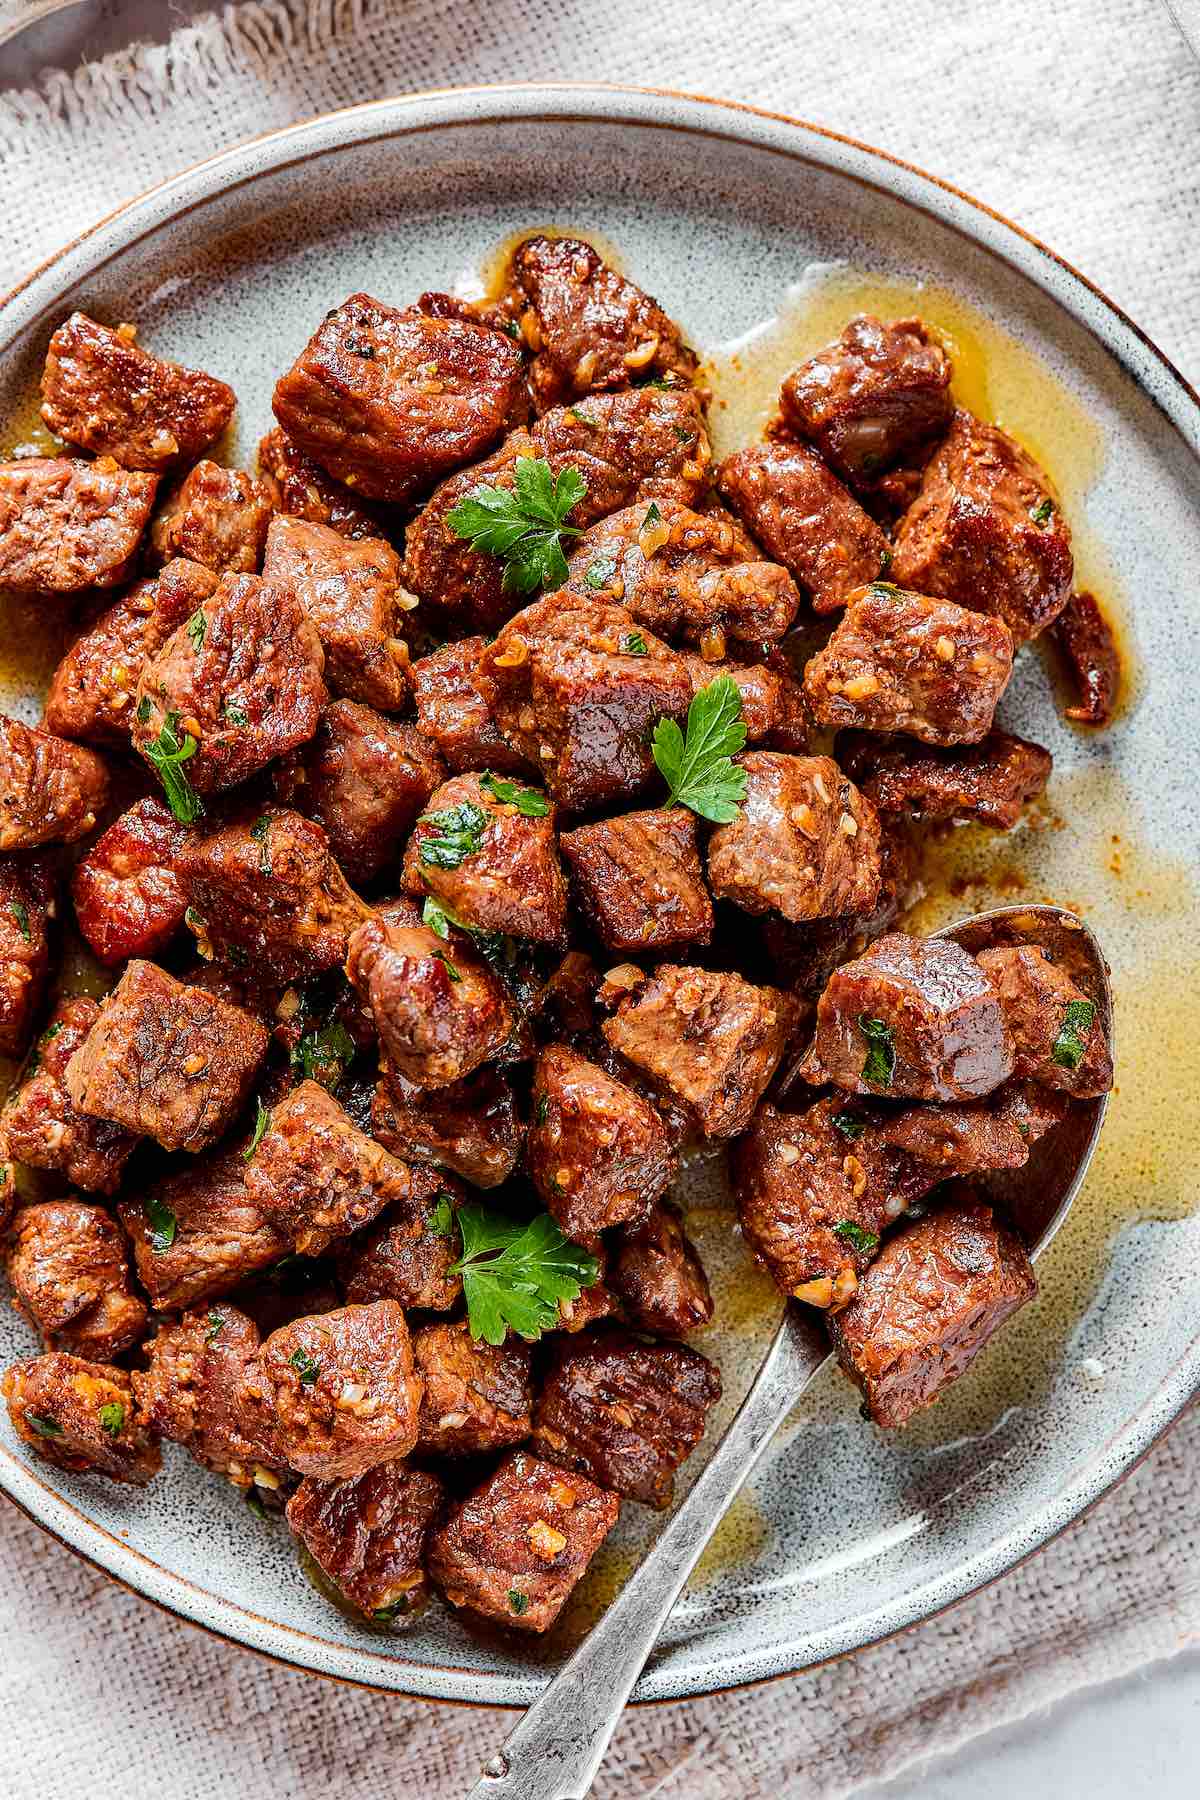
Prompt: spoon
<box><xmin>466</xmin><ymin>904</ymin><xmax>1112</xmax><ymax>1800</ymax></box>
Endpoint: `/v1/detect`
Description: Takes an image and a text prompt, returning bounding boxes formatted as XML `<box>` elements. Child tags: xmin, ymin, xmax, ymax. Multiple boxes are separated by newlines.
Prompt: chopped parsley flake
<box><xmin>144</xmin><ymin>1192</ymin><xmax>177</xmax><ymax>1253</ymax></box>
<box><xmin>832</xmin><ymin>1221</ymin><xmax>879</xmax><ymax>1254</ymax></box>
<box><xmin>418</xmin><ymin>800</ymin><xmax>489</xmax><ymax>869</ymax></box>
<box><xmin>1052</xmin><ymin>998</ymin><xmax>1096</xmax><ymax>1071</ymax></box>
<box><xmin>243</xmin><ymin>1096</ymin><xmax>271</xmax><ymax>1160</ymax></box>
<box><xmin>480</xmin><ymin>771</ymin><xmax>551</xmax><ymax>817</ymax></box>
<box><xmin>858</xmin><ymin>1015</ymin><xmax>896</xmax><ymax>1089</ymax></box>
<box><xmin>98</xmin><ymin>1402</ymin><xmax>125</xmax><ymax>1436</ymax></box>
<box><xmin>289</xmin><ymin>1346</ymin><xmax>320</xmax><ymax>1387</ymax></box>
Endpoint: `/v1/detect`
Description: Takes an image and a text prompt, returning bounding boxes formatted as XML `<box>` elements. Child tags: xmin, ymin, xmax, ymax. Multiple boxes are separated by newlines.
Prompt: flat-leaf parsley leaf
<box><xmin>446</xmin><ymin>457</ymin><xmax>587</xmax><ymax>596</ymax></box>
<box><xmin>652</xmin><ymin>675</ymin><xmax>748</xmax><ymax>822</ymax></box>
<box><xmin>449</xmin><ymin>1203</ymin><xmax>600</xmax><ymax>1346</ymax></box>
<box><xmin>479</xmin><ymin>771</ymin><xmax>551</xmax><ymax>817</ymax></box>
<box><xmin>1052</xmin><ymin>998</ymin><xmax>1096</xmax><ymax>1071</ymax></box>
<box><xmin>142</xmin><ymin>711</ymin><xmax>203</xmax><ymax>825</ymax></box>
<box><xmin>858</xmin><ymin>1016</ymin><xmax>896</xmax><ymax>1089</ymax></box>
<box><xmin>418</xmin><ymin>801</ymin><xmax>489</xmax><ymax>869</ymax></box>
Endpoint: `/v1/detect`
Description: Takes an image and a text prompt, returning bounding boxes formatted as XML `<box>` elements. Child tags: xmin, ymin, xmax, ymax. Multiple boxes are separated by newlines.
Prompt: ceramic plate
<box><xmin>0</xmin><ymin>85</ymin><xmax>1197</xmax><ymax>1706</ymax></box>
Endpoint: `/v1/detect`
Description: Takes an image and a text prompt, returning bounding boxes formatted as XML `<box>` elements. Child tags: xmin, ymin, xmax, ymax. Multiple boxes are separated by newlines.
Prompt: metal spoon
<box><xmin>466</xmin><ymin>904</ymin><xmax>1112</xmax><ymax>1800</ymax></box>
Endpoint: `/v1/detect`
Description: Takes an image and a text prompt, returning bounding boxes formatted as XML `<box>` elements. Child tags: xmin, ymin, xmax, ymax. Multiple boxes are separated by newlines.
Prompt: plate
<box><xmin>1</xmin><ymin>84</ymin><xmax>1198</xmax><ymax>1706</ymax></box>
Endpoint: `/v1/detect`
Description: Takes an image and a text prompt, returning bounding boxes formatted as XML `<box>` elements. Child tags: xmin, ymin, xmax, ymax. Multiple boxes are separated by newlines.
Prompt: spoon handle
<box><xmin>465</xmin><ymin>1306</ymin><xmax>830</xmax><ymax>1800</ymax></box>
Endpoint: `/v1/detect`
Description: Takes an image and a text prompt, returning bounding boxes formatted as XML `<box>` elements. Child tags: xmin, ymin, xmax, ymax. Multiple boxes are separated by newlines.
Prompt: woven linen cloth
<box><xmin>0</xmin><ymin>4</ymin><xmax>1198</xmax><ymax>1796</ymax></box>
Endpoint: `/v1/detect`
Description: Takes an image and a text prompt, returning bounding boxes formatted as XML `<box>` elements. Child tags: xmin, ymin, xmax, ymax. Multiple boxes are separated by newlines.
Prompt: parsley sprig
<box><xmin>858</xmin><ymin>1016</ymin><xmax>896</xmax><ymax>1089</ymax></box>
<box><xmin>446</xmin><ymin>1202</ymin><xmax>600</xmax><ymax>1347</ymax></box>
<box><xmin>446</xmin><ymin>456</ymin><xmax>587</xmax><ymax>595</ymax></box>
<box><xmin>142</xmin><ymin>710</ymin><xmax>203</xmax><ymax>825</ymax></box>
<box><xmin>418</xmin><ymin>800</ymin><xmax>489</xmax><ymax>869</ymax></box>
<box><xmin>479</xmin><ymin>772</ymin><xmax>551</xmax><ymax>817</ymax></box>
<box><xmin>652</xmin><ymin>675</ymin><xmax>748</xmax><ymax>822</ymax></box>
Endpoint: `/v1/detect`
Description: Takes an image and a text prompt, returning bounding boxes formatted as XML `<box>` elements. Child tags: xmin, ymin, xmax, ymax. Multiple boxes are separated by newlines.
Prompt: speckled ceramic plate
<box><xmin>1</xmin><ymin>85</ymin><xmax>1198</xmax><ymax>1707</ymax></box>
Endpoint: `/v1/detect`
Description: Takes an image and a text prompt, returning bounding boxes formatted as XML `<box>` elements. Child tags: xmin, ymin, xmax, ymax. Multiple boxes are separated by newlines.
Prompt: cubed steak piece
<box><xmin>1</xmin><ymin>998</ymin><xmax>138</xmax><ymax>1194</ymax></box>
<box><xmin>414</xmin><ymin>1318</ymin><xmax>532</xmax><ymax>1457</ymax></box>
<box><xmin>874</xmin><ymin>1099</ymin><xmax>1031</xmax><ymax>1173</ymax></box>
<box><xmin>0</xmin><ymin>456</ymin><xmax>158</xmax><ymax>593</ymax></box>
<box><xmin>261</xmin><ymin>515</ymin><xmax>411</xmax><ymax>712</ymax></box>
<box><xmin>532</xmin><ymin>1331</ymin><xmax>721</xmax><ymax>1509</ymax></box>
<box><xmin>527</xmin><ymin>1045</ymin><xmax>675</xmax><ymax>1243</ymax></box>
<box><xmin>799</xmin><ymin>932</ymin><xmax>1014</xmax><ymax>1102</ymax></box>
<box><xmin>258</xmin><ymin>426</ymin><xmax>384</xmax><ymax>540</ymax></box>
<box><xmin>150</xmin><ymin>460</ymin><xmax>277</xmax><ymax>574</ymax></box>
<box><xmin>71</xmin><ymin>797</ymin><xmax>193</xmax><ymax>966</ymax></box>
<box><xmin>0</xmin><ymin>717</ymin><xmax>109</xmax><ymax>850</ymax></box>
<box><xmin>561</xmin><ymin>808</ymin><xmax>714</xmax><ymax>954</ymax></box>
<box><xmin>608</xmin><ymin>1199</ymin><xmax>713</xmax><ymax>1337</ymax></box>
<box><xmin>345</xmin><ymin>914</ymin><xmax>513</xmax><ymax>1090</ymax></box>
<box><xmin>706</xmin><ymin>751</ymin><xmax>882</xmax><ymax>923</ymax></box>
<box><xmin>272</xmin><ymin>292</ymin><xmax>526</xmax><ymax>504</ymax></box>
<box><xmin>427</xmin><ymin>1448</ymin><xmax>619</xmax><ymax>1632</ymax></box>
<box><xmin>402</xmin><ymin>769</ymin><xmax>567</xmax><ymax>947</ymax></box>
<box><xmin>372</xmin><ymin>1061</ymin><xmax>521</xmax><ymax>1191</ymax></box>
<box><xmin>41</xmin><ymin>313</ymin><xmax>236</xmax><ymax>471</ymax></box>
<box><xmin>975</xmin><ymin>943</ymin><xmax>1113</xmax><ymax>1097</ymax></box>
<box><xmin>286</xmin><ymin>1462</ymin><xmax>444</xmax><ymax>1621</ymax></box>
<box><xmin>836</xmin><ymin>727</ymin><xmax>1052</xmax><ymax>830</ymax></box>
<box><xmin>679</xmin><ymin>651</ymin><xmax>810</xmax><ymax>752</ymax></box>
<box><xmin>409</xmin><ymin>636</ymin><xmax>531</xmax><ymax>775</ymax></box>
<box><xmin>0</xmin><ymin>855</ymin><xmax>54</xmax><ymax>1057</ymax></box>
<box><xmin>780</xmin><ymin>315</ymin><xmax>953</xmax><ymax>486</ymax></box>
<box><xmin>133</xmin><ymin>1304</ymin><xmax>284</xmax><ymax>1483</ymax></box>
<box><xmin>3</xmin><ymin>1352</ymin><xmax>159</xmax><ymax>1484</ymax></box>
<box><xmin>119</xmin><ymin>1144</ymin><xmax>288</xmax><ymax>1311</ymax></box>
<box><xmin>1050</xmin><ymin>590</ymin><xmax>1120</xmax><ymax>726</ymax></box>
<box><xmin>829</xmin><ymin>1201</ymin><xmax>1037</xmax><ymax>1427</ymax></box>
<box><xmin>6</xmin><ymin>1201</ymin><xmax>146</xmax><ymax>1360</ymax></box>
<box><xmin>65</xmin><ymin>959</ymin><xmax>268</xmax><ymax>1152</ymax></box>
<box><xmin>716</xmin><ymin>441</ymin><xmax>890</xmax><ymax>613</ymax></box>
<box><xmin>891</xmin><ymin>410</ymin><xmax>1073</xmax><ymax>644</ymax></box>
<box><xmin>336</xmin><ymin>1176</ymin><xmax>463</xmax><ymax>1311</ymax></box>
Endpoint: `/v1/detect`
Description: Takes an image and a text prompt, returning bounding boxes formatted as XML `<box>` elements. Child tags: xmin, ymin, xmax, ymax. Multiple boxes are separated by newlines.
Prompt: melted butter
<box><xmin>688</xmin><ymin>1487</ymin><xmax>771</xmax><ymax>1591</ymax></box>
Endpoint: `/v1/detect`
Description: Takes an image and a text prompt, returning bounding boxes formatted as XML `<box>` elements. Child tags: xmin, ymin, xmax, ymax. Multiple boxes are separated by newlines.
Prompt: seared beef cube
<box><xmin>274</xmin><ymin>702</ymin><xmax>443</xmax><ymax>885</ymax></box>
<box><xmin>0</xmin><ymin>456</ymin><xmax>158</xmax><ymax>593</ymax></box>
<box><xmin>273</xmin><ymin>293</ymin><xmax>525</xmax><ymax>504</ymax></box>
<box><xmin>41</xmin><ymin>313</ymin><xmax>235</xmax><ymax>471</ymax></box>
<box><xmin>992</xmin><ymin>1076</ymin><xmax>1072</xmax><ymax>1144</ymax></box>
<box><xmin>262</xmin><ymin>515</ymin><xmax>410</xmax><ymax>711</ymax></box>
<box><xmin>414</xmin><ymin>1318</ymin><xmax>532</xmax><ymax>1457</ymax></box>
<box><xmin>837</xmin><ymin>727</ymin><xmax>1051</xmax><ymax>830</ymax></box>
<box><xmin>803</xmin><ymin>584</ymin><xmax>1013</xmax><ymax>746</ymax></box>
<box><xmin>45</xmin><ymin>558</ymin><xmax>217</xmax><ymax>747</ymax></box>
<box><xmin>427</xmin><ymin>1447</ymin><xmax>619</xmax><ymax>1632</ymax></box>
<box><xmin>561</xmin><ymin>808</ymin><xmax>713</xmax><ymax>954</ymax></box>
<box><xmin>1050</xmin><ymin>590</ymin><xmax>1120</xmax><ymax>726</ymax></box>
<box><xmin>604</xmin><ymin>965</ymin><xmax>796</xmax><ymax>1139</ymax></box>
<box><xmin>528</xmin><ymin>1045</ymin><xmax>675</xmax><ymax>1242</ymax></box>
<box><xmin>71</xmin><ymin>797</ymin><xmax>192</xmax><ymax>965</ymax></box>
<box><xmin>258</xmin><ymin>426</ymin><xmax>383</xmax><ymax>540</ymax></box>
<box><xmin>402</xmin><ymin>769</ymin><xmax>567</xmax><ymax>947</ymax></box>
<box><xmin>0</xmin><ymin>855</ymin><xmax>54</xmax><ymax>1056</ymax></box>
<box><xmin>509</xmin><ymin>234</ymin><xmax>698</xmax><ymax>410</ymax></box>
<box><xmin>707</xmin><ymin>751</ymin><xmax>882</xmax><ymax>923</ymax></box>
<box><xmin>372</xmin><ymin>1060</ymin><xmax>521</xmax><ymax>1190</ymax></box>
<box><xmin>345</xmin><ymin>914</ymin><xmax>513</xmax><ymax>1089</ymax></box>
<box><xmin>680</xmin><ymin>652</ymin><xmax>809</xmax><ymax>751</ymax></box>
<box><xmin>829</xmin><ymin>1201</ymin><xmax>1037</xmax><ymax>1427</ymax></box>
<box><xmin>875</xmin><ymin>1100</ymin><xmax>1030</xmax><ymax>1173</ymax></box>
<box><xmin>3</xmin><ymin>1352</ymin><xmax>159</xmax><ymax>1484</ymax></box>
<box><xmin>179</xmin><ymin>807</ymin><xmax>369</xmax><ymax>981</ymax></box>
<box><xmin>481</xmin><ymin>595</ymin><xmax>692</xmax><ymax>813</ymax></box>
<box><xmin>717</xmin><ymin>442</ymin><xmax>890</xmax><ymax>613</ymax></box>
<box><xmin>410</xmin><ymin>636</ymin><xmax>530</xmax><ymax>775</ymax></box>
<box><xmin>133</xmin><ymin>1304</ymin><xmax>283</xmax><ymax>1482</ymax></box>
<box><xmin>800</xmin><ymin>932</ymin><xmax>1014</xmax><ymax>1102</ymax></box>
<box><xmin>1</xmin><ymin>998</ymin><xmax>137</xmax><ymax>1194</ymax></box>
<box><xmin>892</xmin><ymin>410</ymin><xmax>1073</xmax><ymax>644</ymax></box>
<box><xmin>6</xmin><ymin>1201</ymin><xmax>146</xmax><ymax>1360</ymax></box>
<box><xmin>66</xmin><ymin>959</ymin><xmax>268</xmax><ymax>1151</ymax></box>
<box><xmin>150</xmin><ymin>460</ymin><xmax>276</xmax><ymax>574</ymax></box>
<box><xmin>119</xmin><ymin>1144</ymin><xmax>288</xmax><ymax>1310</ymax></box>
<box><xmin>0</xmin><ymin>717</ymin><xmax>109</xmax><ymax>850</ymax></box>
<box><xmin>532</xmin><ymin>1331</ymin><xmax>720</xmax><ymax>1509</ymax></box>
<box><xmin>286</xmin><ymin>1462</ymin><xmax>444</xmax><ymax>1619</ymax></box>
<box><xmin>337</xmin><ymin>1176</ymin><xmax>463</xmax><ymax>1311</ymax></box>
<box><xmin>259</xmin><ymin>1299</ymin><xmax>423</xmax><ymax>1479</ymax></box>
<box><xmin>780</xmin><ymin>315</ymin><xmax>952</xmax><ymax>486</ymax></box>
<box><xmin>975</xmin><ymin>944</ymin><xmax>1112</xmax><ymax>1097</ymax></box>
<box><xmin>609</xmin><ymin>1199</ymin><xmax>712</xmax><ymax>1336</ymax></box>
<box><xmin>134</xmin><ymin>573</ymin><xmax>326</xmax><ymax>793</ymax></box>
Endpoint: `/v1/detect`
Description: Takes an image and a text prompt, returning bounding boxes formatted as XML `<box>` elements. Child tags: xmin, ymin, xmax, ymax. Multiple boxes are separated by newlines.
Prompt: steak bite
<box><xmin>286</xmin><ymin>1462</ymin><xmax>444</xmax><ymax>1620</ymax></box>
<box><xmin>706</xmin><ymin>751</ymin><xmax>882</xmax><ymax>924</ymax></box>
<box><xmin>258</xmin><ymin>426</ymin><xmax>384</xmax><ymax>541</ymax></box>
<box><xmin>836</xmin><ymin>727</ymin><xmax>1052</xmax><ymax>830</ymax></box>
<box><xmin>891</xmin><ymin>410</ymin><xmax>1073</xmax><ymax>644</ymax></box>
<box><xmin>975</xmin><ymin>943</ymin><xmax>1113</xmax><ymax>1097</ymax></box>
<box><xmin>560</xmin><ymin>808</ymin><xmax>714</xmax><ymax>954</ymax></box>
<box><xmin>413</xmin><ymin>1318</ymin><xmax>533</xmax><ymax>1457</ymax></box>
<box><xmin>799</xmin><ymin>932</ymin><xmax>1014</xmax><ymax>1102</ymax></box>
<box><xmin>1050</xmin><ymin>590</ymin><xmax>1120</xmax><ymax>726</ymax></box>
<box><xmin>133</xmin><ymin>1303</ymin><xmax>284</xmax><ymax>1483</ymax></box>
<box><xmin>1</xmin><ymin>998</ymin><xmax>138</xmax><ymax>1195</ymax></box>
<box><xmin>527</xmin><ymin>1045</ymin><xmax>675</xmax><ymax>1243</ymax></box>
<box><xmin>402</xmin><ymin>769</ymin><xmax>568</xmax><ymax>948</ymax></box>
<box><xmin>410</xmin><ymin>636</ymin><xmax>530</xmax><ymax>776</ymax></box>
<box><xmin>875</xmin><ymin>1099</ymin><xmax>1031</xmax><ymax>1173</ymax></box>
<box><xmin>65</xmin><ymin>959</ymin><xmax>268</xmax><ymax>1152</ymax></box>
<box><xmin>2</xmin><ymin>1352</ymin><xmax>160</xmax><ymax>1484</ymax></box>
<box><xmin>426</xmin><ymin>1447</ymin><xmax>619</xmax><ymax>1632</ymax></box>
<box><xmin>71</xmin><ymin>797</ymin><xmax>192</xmax><ymax>966</ymax></box>
<box><xmin>829</xmin><ymin>1200</ymin><xmax>1037</xmax><ymax>1427</ymax></box>
<box><xmin>372</xmin><ymin>1060</ymin><xmax>521</xmax><ymax>1191</ymax></box>
<box><xmin>119</xmin><ymin>1143</ymin><xmax>288</xmax><ymax>1311</ymax></box>
<box><xmin>0</xmin><ymin>717</ymin><xmax>109</xmax><ymax>851</ymax></box>
<box><xmin>150</xmin><ymin>460</ymin><xmax>277</xmax><ymax>574</ymax></box>
<box><xmin>6</xmin><ymin>1201</ymin><xmax>146</xmax><ymax>1360</ymax></box>
<box><xmin>272</xmin><ymin>292</ymin><xmax>526</xmax><ymax>504</ymax></box>
<box><xmin>0</xmin><ymin>856</ymin><xmax>54</xmax><ymax>1057</ymax></box>
<box><xmin>40</xmin><ymin>313</ymin><xmax>236</xmax><ymax>471</ymax></box>
<box><xmin>336</xmin><ymin>1175</ymin><xmax>463</xmax><ymax>1311</ymax></box>
<box><xmin>716</xmin><ymin>441</ymin><xmax>890</xmax><ymax>614</ymax></box>
<box><xmin>0</xmin><ymin>456</ymin><xmax>158</xmax><ymax>593</ymax></box>
<box><xmin>532</xmin><ymin>1330</ymin><xmax>721</xmax><ymax>1509</ymax></box>
<box><xmin>261</xmin><ymin>515</ymin><xmax>411</xmax><ymax>712</ymax></box>
<box><xmin>609</xmin><ymin>1198</ymin><xmax>713</xmax><ymax>1337</ymax></box>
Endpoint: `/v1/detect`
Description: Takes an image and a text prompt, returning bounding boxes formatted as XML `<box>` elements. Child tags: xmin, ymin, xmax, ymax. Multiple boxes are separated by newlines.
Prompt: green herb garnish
<box><xmin>433</xmin><ymin>949</ymin><xmax>462</xmax><ymax>983</ymax></box>
<box><xmin>418</xmin><ymin>800</ymin><xmax>489</xmax><ymax>869</ymax></box>
<box><xmin>641</xmin><ymin>501</ymin><xmax>662</xmax><ymax>531</ymax></box>
<box><xmin>878</xmin><ymin>546</ymin><xmax>893</xmax><ymax>575</ymax></box>
<box><xmin>652</xmin><ymin>675</ymin><xmax>748</xmax><ymax>822</ymax></box>
<box><xmin>186</xmin><ymin>611</ymin><xmax>206</xmax><ymax>650</ymax></box>
<box><xmin>222</xmin><ymin>700</ymin><xmax>248</xmax><ymax>727</ymax></box>
<box><xmin>98</xmin><ymin>1402</ymin><xmax>125</xmax><ymax>1436</ymax></box>
<box><xmin>184</xmin><ymin>905</ymin><xmax>206</xmax><ymax>934</ymax></box>
<box><xmin>832</xmin><ymin>1220</ymin><xmax>879</xmax><ymax>1254</ymax></box>
<box><xmin>858</xmin><ymin>1016</ymin><xmax>896</xmax><ymax>1089</ymax></box>
<box><xmin>446</xmin><ymin>456</ymin><xmax>587</xmax><ymax>595</ymax></box>
<box><xmin>534</xmin><ymin>1094</ymin><xmax>549</xmax><ymax>1127</ymax></box>
<box><xmin>430</xmin><ymin>1192</ymin><xmax>457</xmax><ymax>1237</ymax></box>
<box><xmin>243</xmin><ymin>1096</ymin><xmax>271</xmax><ymax>1160</ymax></box>
<box><xmin>1030</xmin><ymin>497</ymin><xmax>1056</xmax><ymax>527</ymax></box>
<box><xmin>250</xmin><ymin>815</ymin><xmax>272</xmax><ymax>875</ymax></box>
<box><xmin>1052</xmin><ymin>998</ymin><xmax>1096</xmax><ymax>1071</ymax></box>
<box><xmin>372</xmin><ymin>1597</ymin><xmax>410</xmax><ymax>1623</ymax></box>
<box><xmin>142</xmin><ymin>710</ymin><xmax>202</xmax><ymax>825</ymax></box>
<box><xmin>27</xmin><ymin>1414</ymin><xmax>63</xmax><ymax>1439</ymax></box>
<box><xmin>9</xmin><ymin>899</ymin><xmax>30</xmax><ymax>942</ymax></box>
<box><xmin>144</xmin><ymin>1192</ymin><xmax>177</xmax><ymax>1252</ymax></box>
<box><xmin>135</xmin><ymin>694</ymin><xmax>152</xmax><ymax>725</ymax></box>
<box><xmin>480</xmin><ymin>772</ymin><xmax>551</xmax><ymax>817</ymax></box>
<box><xmin>448</xmin><ymin>1203</ymin><xmax>600</xmax><ymax>1347</ymax></box>
<box><xmin>205</xmin><ymin>1311</ymin><xmax>224</xmax><ymax>1343</ymax></box>
<box><xmin>507</xmin><ymin>1589</ymin><xmax>529</xmax><ymax>1616</ymax></box>
<box><xmin>293</xmin><ymin>1021</ymin><xmax>356</xmax><ymax>1090</ymax></box>
<box><xmin>289</xmin><ymin>1346</ymin><xmax>320</xmax><ymax>1387</ymax></box>
<box><xmin>246</xmin><ymin>1489</ymin><xmax>268</xmax><ymax>1521</ymax></box>
<box><xmin>830</xmin><ymin>1110</ymin><xmax>867</xmax><ymax>1140</ymax></box>
<box><xmin>622</xmin><ymin>632</ymin><xmax>649</xmax><ymax>656</ymax></box>
<box><xmin>585</xmin><ymin>554</ymin><xmax>618</xmax><ymax>590</ymax></box>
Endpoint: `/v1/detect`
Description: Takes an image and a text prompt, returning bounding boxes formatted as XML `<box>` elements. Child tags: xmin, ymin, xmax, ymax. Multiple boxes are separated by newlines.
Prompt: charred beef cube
<box><xmin>716</xmin><ymin>442</ymin><xmax>890</xmax><ymax>614</ymax></box>
<box><xmin>261</xmin><ymin>515</ymin><xmax>410</xmax><ymax>712</ymax></box>
<box><xmin>780</xmin><ymin>315</ymin><xmax>953</xmax><ymax>486</ymax></box>
<box><xmin>680</xmin><ymin>652</ymin><xmax>810</xmax><ymax>752</ymax></box>
<box><xmin>258</xmin><ymin>426</ymin><xmax>384</xmax><ymax>540</ymax></box>
<box><xmin>427</xmin><ymin>1447</ymin><xmax>619</xmax><ymax>1632</ymax></box>
<box><xmin>345</xmin><ymin>914</ymin><xmax>513</xmax><ymax>1090</ymax></box>
<box><xmin>66</xmin><ymin>959</ymin><xmax>268</xmax><ymax>1151</ymax></box>
<box><xmin>372</xmin><ymin>1060</ymin><xmax>521</xmax><ymax>1191</ymax></box>
<box><xmin>258</xmin><ymin>1299</ymin><xmax>423</xmax><ymax>1480</ymax></box>
<box><xmin>71</xmin><ymin>797</ymin><xmax>192</xmax><ymax>966</ymax></box>
<box><xmin>414</xmin><ymin>1318</ymin><xmax>532</xmax><ymax>1457</ymax></box>
<box><xmin>40</xmin><ymin>313</ymin><xmax>236</xmax><ymax>471</ymax></box>
<box><xmin>133</xmin><ymin>573</ymin><xmax>326</xmax><ymax>794</ymax></box>
<box><xmin>119</xmin><ymin>1144</ymin><xmax>288</xmax><ymax>1311</ymax></box>
<box><xmin>0</xmin><ymin>855</ymin><xmax>54</xmax><ymax>1057</ymax></box>
<box><xmin>829</xmin><ymin>1200</ymin><xmax>1037</xmax><ymax>1427</ymax></box>
<box><xmin>707</xmin><ymin>751</ymin><xmax>882</xmax><ymax>924</ymax></box>
<box><xmin>402</xmin><ymin>769</ymin><xmax>567</xmax><ymax>947</ymax></box>
<box><xmin>609</xmin><ymin>1199</ymin><xmax>712</xmax><ymax>1336</ymax></box>
<box><xmin>272</xmin><ymin>293</ymin><xmax>526</xmax><ymax>504</ymax></box>
<box><xmin>527</xmin><ymin>1045</ymin><xmax>675</xmax><ymax>1243</ymax></box>
<box><xmin>975</xmin><ymin>943</ymin><xmax>1112</xmax><ymax>1097</ymax></box>
<box><xmin>804</xmin><ymin>584</ymin><xmax>1014</xmax><ymax>746</ymax></box>
<box><xmin>0</xmin><ymin>717</ymin><xmax>109</xmax><ymax>851</ymax></box>
<box><xmin>836</xmin><ymin>727</ymin><xmax>1052</xmax><ymax>830</ymax></box>
<box><xmin>6</xmin><ymin>1201</ymin><xmax>146</xmax><ymax>1360</ymax></box>
<box><xmin>560</xmin><ymin>808</ymin><xmax>714</xmax><ymax>954</ymax></box>
<box><xmin>150</xmin><ymin>460</ymin><xmax>276</xmax><ymax>574</ymax></box>
<box><xmin>133</xmin><ymin>1304</ymin><xmax>283</xmax><ymax>1482</ymax></box>
<box><xmin>891</xmin><ymin>410</ymin><xmax>1073</xmax><ymax>644</ymax></box>
<box><xmin>799</xmin><ymin>932</ymin><xmax>1014</xmax><ymax>1102</ymax></box>
<box><xmin>1</xmin><ymin>998</ymin><xmax>138</xmax><ymax>1194</ymax></box>
<box><xmin>410</xmin><ymin>636</ymin><xmax>531</xmax><ymax>776</ymax></box>
<box><xmin>0</xmin><ymin>456</ymin><xmax>158</xmax><ymax>593</ymax></box>
<box><xmin>532</xmin><ymin>1331</ymin><xmax>720</xmax><ymax>1509</ymax></box>
<box><xmin>336</xmin><ymin>1175</ymin><xmax>463</xmax><ymax>1311</ymax></box>
<box><xmin>1050</xmin><ymin>590</ymin><xmax>1120</xmax><ymax>726</ymax></box>
<box><xmin>874</xmin><ymin>1099</ymin><xmax>1031</xmax><ymax>1174</ymax></box>
<box><xmin>603</xmin><ymin>965</ymin><xmax>796</xmax><ymax>1139</ymax></box>
<box><xmin>3</xmin><ymin>1352</ymin><xmax>159</xmax><ymax>1484</ymax></box>
<box><xmin>286</xmin><ymin>1462</ymin><xmax>444</xmax><ymax>1620</ymax></box>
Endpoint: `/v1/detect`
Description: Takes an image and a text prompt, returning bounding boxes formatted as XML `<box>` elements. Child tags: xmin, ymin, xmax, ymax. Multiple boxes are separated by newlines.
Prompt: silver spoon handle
<box><xmin>466</xmin><ymin>1307</ymin><xmax>830</xmax><ymax>1800</ymax></box>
